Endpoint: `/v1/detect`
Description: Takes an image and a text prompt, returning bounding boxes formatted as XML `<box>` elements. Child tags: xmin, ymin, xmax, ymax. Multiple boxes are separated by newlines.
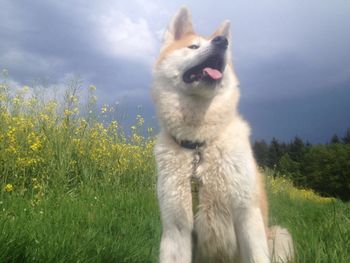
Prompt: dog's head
<box><xmin>154</xmin><ymin>7</ymin><xmax>238</xmax><ymax>98</ymax></box>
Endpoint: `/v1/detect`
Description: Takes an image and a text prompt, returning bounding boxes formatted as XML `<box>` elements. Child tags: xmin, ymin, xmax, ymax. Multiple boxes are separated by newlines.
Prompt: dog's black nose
<box><xmin>211</xmin><ymin>35</ymin><xmax>228</xmax><ymax>50</ymax></box>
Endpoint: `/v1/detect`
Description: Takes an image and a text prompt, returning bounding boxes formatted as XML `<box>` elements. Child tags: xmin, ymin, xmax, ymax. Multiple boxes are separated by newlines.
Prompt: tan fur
<box><xmin>156</xmin><ymin>34</ymin><xmax>198</xmax><ymax>66</ymax></box>
<box><xmin>256</xmin><ymin>170</ymin><xmax>269</xmax><ymax>236</ymax></box>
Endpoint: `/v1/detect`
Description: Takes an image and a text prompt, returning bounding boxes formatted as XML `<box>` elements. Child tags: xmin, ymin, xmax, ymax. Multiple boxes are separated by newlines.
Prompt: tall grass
<box><xmin>266</xmin><ymin>173</ymin><xmax>350</xmax><ymax>262</ymax></box>
<box><xmin>0</xmin><ymin>75</ymin><xmax>160</xmax><ymax>262</ymax></box>
<box><xmin>0</xmin><ymin>75</ymin><xmax>349</xmax><ymax>262</ymax></box>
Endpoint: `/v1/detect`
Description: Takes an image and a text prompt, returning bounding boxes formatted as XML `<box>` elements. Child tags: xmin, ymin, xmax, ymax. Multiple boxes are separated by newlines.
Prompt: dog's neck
<box><xmin>172</xmin><ymin>135</ymin><xmax>206</xmax><ymax>150</ymax></box>
<box><xmin>154</xmin><ymin>86</ymin><xmax>240</xmax><ymax>143</ymax></box>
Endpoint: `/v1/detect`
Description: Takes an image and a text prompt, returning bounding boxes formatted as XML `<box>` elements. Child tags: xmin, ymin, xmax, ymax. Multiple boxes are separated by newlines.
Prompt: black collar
<box><xmin>172</xmin><ymin>136</ymin><xmax>205</xmax><ymax>150</ymax></box>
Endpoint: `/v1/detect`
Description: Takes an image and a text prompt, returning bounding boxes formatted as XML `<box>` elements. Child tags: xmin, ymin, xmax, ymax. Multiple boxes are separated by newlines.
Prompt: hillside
<box><xmin>1</xmin><ymin>81</ymin><xmax>349</xmax><ymax>262</ymax></box>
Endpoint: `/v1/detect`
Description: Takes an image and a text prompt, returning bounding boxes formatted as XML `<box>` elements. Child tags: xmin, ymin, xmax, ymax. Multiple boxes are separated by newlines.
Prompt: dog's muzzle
<box><xmin>183</xmin><ymin>35</ymin><xmax>228</xmax><ymax>84</ymax></box>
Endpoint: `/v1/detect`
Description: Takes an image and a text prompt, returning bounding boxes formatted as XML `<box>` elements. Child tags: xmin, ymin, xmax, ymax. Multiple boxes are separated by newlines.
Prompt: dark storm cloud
<box><xmin>0</xmin><ymin>1</ymin><xmax>96</xmax><ymax>82</ymax></box>
<box><xmin>238</xmin><ymin>49</ymin><xmax>350</xmax><ymax>143</ymax></box>
<box><xmin>0</xmin><ymin>0</ymin><xmax>157</xmax><ymax>97</ymax></box>
<box><xmin>240</xmin><ymin>81</ymin><xmax>350</xmax><ymax>143</ymax></box>
<box><xmin>1</xmin><ymin>0</ymin><xmax>349</xmax><ymax>143</ymax></box>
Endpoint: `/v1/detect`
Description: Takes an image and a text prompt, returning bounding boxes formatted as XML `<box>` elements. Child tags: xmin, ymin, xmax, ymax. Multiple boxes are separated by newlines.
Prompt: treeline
<box><xmin>253</xmin><ymin>129</ymin><xmax>350</xmax><ymax>201</ymax></box>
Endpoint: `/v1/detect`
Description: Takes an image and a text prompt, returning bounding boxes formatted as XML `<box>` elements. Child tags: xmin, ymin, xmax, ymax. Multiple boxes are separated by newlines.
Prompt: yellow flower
<box><xmin>22</xmin><ymin>85</ymin><xmax>30</xmax><ymax>93</ymax></box>
<box><xmin>30</xmin><ymin>141</ymin><xmax>41</xmax><ymax>151</ymax></box>
<box><xmin>4</xmin><ymin>183</ymin><xmax>13</xmax><ymax>192</ymax></box>
<box><xmin>136</xmin><ymin>114</ymin><xmax>145</xmax><ymax>126</ymax></box>
<box><xmin>70</xmin><ymin>95</ymin><xmax>78</xmax><ymax>103</ymax></box>
<box><xmin>89</xmin><ymin>85</ymin><xmax>96</xmax><ymax>91</ymax></box>
<box><xmin>64</xmin><ymin>109</ymin><xmax>73</xmax><ymax>116</ymax></box>
<box><xmin>101</xmin><ymin>105</ymin><xmax>108</xmax><ymax>114</ymax></box>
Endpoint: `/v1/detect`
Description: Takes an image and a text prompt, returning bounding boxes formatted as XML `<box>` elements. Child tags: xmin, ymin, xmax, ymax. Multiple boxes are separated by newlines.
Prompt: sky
<box><xmin>1</xmin><ymin>0</ymin><xmax>349</xmax><ymax>143</ymax></box>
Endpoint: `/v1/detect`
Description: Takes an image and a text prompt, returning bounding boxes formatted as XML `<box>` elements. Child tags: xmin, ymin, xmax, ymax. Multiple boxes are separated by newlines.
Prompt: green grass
<box><xmin>0</xmin><ymin>180</ymin><xmax>161</xmax><ymax>263</ymax></box>
<box><xmin>267</xmin><ymin>174</ymin><xmax>350</xmax><ymax>263</ymax></box>
<box><xmin>1</xmin><ymin>173</ymin><xmax>349</xmax><ymax>263</ymax></box>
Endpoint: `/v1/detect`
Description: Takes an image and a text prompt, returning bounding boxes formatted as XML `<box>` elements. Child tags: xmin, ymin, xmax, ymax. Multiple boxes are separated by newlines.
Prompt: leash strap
<box><xmin>191</xmin><ymin>145</ymin><xmax>201</xmax><ymax>216</ymax></box>
<box><xmin>171</xmin><ymin>136</ymin><xmax>204</xmax><ymax>216</ymax></box>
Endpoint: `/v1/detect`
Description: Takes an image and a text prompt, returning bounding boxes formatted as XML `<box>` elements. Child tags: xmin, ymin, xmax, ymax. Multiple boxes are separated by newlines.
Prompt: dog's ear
<box><xmin>212</xmin><ymin>20</ymin><xmax>231</xmax><ymax>40</ymax></box>
<box><xmin>163</xmin><ymin>7</ymin><xmax>194</xmax><ymax>45</ymax></box>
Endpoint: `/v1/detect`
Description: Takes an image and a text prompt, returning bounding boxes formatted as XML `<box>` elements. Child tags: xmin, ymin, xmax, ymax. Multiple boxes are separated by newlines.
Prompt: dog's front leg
<box><xmin>158</xmin><ymin>174</ymin><xmax>193</xmax><ymax>263</ymax></box>
<box><xmin>236</xmin><ymin>206</ymin><xmax>270</xmax><ymax>263</ymax></box>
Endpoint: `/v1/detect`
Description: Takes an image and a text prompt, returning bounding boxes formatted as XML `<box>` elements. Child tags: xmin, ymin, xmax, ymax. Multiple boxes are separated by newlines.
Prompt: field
<box><xmin>1</xmin><ymin>79</ymin><xmax>349</xmax><ymax>262</ymax></box>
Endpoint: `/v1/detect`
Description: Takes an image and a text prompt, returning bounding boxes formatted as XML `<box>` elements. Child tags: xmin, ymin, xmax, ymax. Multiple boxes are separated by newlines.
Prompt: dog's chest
<box><xmin>192</xmin><ymin>146</ymin><xmax>252</xmax><ymax>207</ymax></box>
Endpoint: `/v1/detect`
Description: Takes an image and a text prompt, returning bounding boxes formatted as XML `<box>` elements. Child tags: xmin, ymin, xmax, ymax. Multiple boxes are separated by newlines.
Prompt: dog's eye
<box><xmin>188</xmin><ymin>44</ymin><xmax>200</xmax><ymax>49</ymax></box>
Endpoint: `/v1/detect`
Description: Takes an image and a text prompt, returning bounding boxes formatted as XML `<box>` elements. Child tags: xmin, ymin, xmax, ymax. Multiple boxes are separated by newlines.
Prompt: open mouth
<box><xmin>183</xmin><ymin>54</ymin><xmax>226</xmax><ymax>84</ymax></box>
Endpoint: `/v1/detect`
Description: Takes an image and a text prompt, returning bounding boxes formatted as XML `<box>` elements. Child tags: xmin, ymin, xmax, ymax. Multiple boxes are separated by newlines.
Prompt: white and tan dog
<box><xmin>152</xmin><ymin>7</ymin><xmax>294</xmax><ymax>263</ymax></box>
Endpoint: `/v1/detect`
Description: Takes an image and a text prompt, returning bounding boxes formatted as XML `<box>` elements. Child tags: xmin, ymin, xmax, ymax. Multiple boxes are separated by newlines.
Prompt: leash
<box><xmin>172</xmin><ymin>136</ymin><xmax>205</xmax><ymax>216</ymax></box>
<box><xmin>191</xmin><ymin>145</ymin><xmax>202</xmax><ymax>215</ymax></box>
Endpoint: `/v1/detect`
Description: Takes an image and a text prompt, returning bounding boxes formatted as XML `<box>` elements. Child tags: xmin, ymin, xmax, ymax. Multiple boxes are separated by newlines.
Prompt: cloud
<box><xmin>240</xmin><ymin>82</ymin><xmax>350</xmax><ymax>143</ymax></box>
<box><xmin>1</xmin><ymin>0</ymin><xmax>350</xmax><ymax>143</ymax></box>
<box><xmin>0</xmin><ymin>49</ymin><xmax>64</xmax><ymax>82</ymax></box>
<box><xmin>97</xmin><ymin>11</ymin><xmax>158</xmax><ymax>64</ymax></box>
<box><xmin>0</xmin><ymin>0</ymin><xmax>166</xmax><ymax>96</ymax></box>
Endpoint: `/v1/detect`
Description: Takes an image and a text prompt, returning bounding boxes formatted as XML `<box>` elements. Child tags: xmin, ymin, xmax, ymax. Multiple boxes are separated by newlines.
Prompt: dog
<box><xmin>152</xmin><ymin>7</ymin><xmax>294</xmax><ymax>263</ymax></box>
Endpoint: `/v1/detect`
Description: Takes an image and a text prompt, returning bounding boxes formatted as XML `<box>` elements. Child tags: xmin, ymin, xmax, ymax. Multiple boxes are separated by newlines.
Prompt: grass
<box><xmin>0</xmin><ymin>75</ymin><xmax>349</xmax><ymax>262</ymax></box>
<box><xmin>267</xmin><ymin>174</ymin><xmax>350</xmax><ymax>262</ymax></box>
<box><xmin>0</xmin><ymin>182</ymin><xmax>160</xmax><ymax>263</ymax></box>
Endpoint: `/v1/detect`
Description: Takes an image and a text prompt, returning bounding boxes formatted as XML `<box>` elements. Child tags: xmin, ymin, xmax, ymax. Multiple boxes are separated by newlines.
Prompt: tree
<box><xmin>342</xmin><ymin>129</ymin><xmax>350</xmax><ymax>144</ymax></box>
<box><xmin>300</xmin><ymin>144</ymin><xmax>350</xmax><ymax>201</ymax></box>
<box><xmin>277</xmin><ymin>153</ymin><xmax>302</xmax><ymax>182</ymax></box>
<box><xmin>253</xmin><ymin>140</ymin><xmax>269</xmax><ymax>167</ymax></box>
<box><xmin>288</xmin><ymin>136</ymin><xmax>305</xmax><ymax>162</ymax></box>
<box><xmin>268</xmin><ymin>138</ymin><xmax>286</xmax><ymax>168</ymax></box>
<box><xmin>330</xmin><ymin>134</ymin><xmax>341</xmax><ymax>144</ymax></box>
<box><xmin>305</xmin><ymin>141</ymin><xmax>312</xmax><ymax>147</ymax></box>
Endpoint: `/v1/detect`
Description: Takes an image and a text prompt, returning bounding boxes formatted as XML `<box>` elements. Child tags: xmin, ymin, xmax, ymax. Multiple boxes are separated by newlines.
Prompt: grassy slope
<box><xmin>267</xmin><ymin>175</ymin><xmax>350</xmax><ymax>263</ymax></box>
<box><xmin>0</xmin><ymin>81</ymin><xmax>349</xmax><ymax>262</ymax></box>
<box><xmin>0</xmin><ymin>181</ymin><xmax>160</xmax><ymax>263</ymax></box>
<box><xmin>1</xmin><ymin>175</ymin><xmax>349</xmax><ymax>263</ymax></box>
<box><xmin>270</xmin><ymin>195</ymin><xmax>350</xmax><ymax>263</ymax></box>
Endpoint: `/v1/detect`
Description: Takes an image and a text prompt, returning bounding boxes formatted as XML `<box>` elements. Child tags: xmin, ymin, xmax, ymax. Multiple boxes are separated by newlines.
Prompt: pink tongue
<box><xmin>203</xmin><ymin>67</ymin><xmax>222</xmax><ymax>80</ymax></box>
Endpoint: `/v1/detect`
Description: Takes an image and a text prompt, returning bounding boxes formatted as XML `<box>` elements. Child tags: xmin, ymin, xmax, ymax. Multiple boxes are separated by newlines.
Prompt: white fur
<box><xmin>269</xmin><ymin>226</ymin><xmax>294</xmax><ymax>263</ymax></box>
<box><xmin>152</xmin><ymin>7</ymin><xmax>294</xmax><ymax>263</ymax></box>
